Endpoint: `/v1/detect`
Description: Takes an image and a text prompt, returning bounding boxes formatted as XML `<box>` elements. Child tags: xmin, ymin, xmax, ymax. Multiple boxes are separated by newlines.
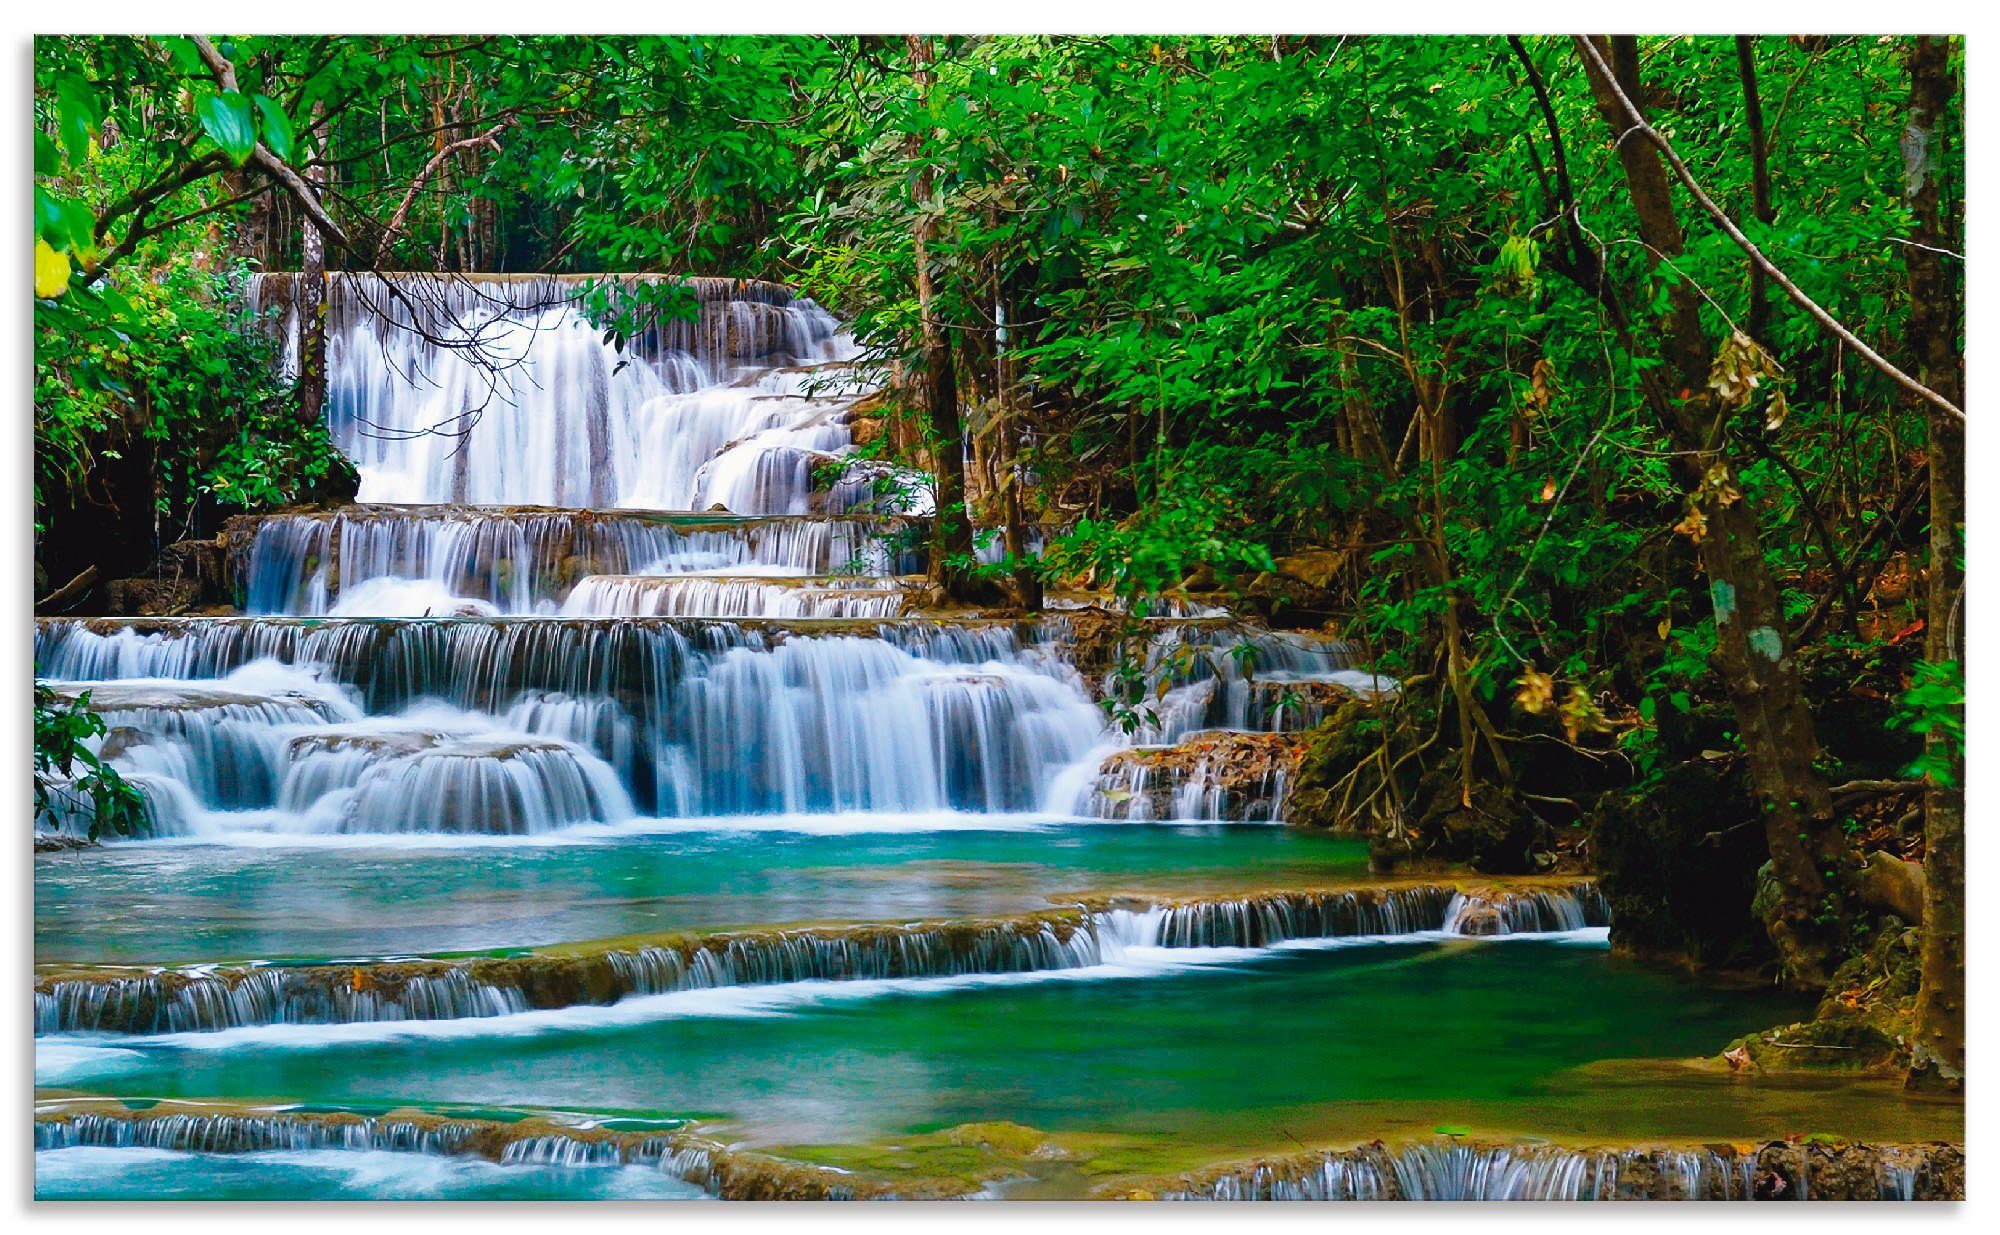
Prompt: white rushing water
<box><xmin>35</xmin><ymin>274</ymin><xmax>1392</xmax><ymax>837</ymax></box>
<box><xmin>278</xmin><ymin>273</ymin><xmax>900</xmax><ymax>513</ymax></box>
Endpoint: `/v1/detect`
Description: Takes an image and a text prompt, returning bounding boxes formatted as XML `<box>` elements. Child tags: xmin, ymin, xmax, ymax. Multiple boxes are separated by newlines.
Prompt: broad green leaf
<box><xmin>253</xmin><ymin>94</ymin><xmax>294</xmax><ymax>163</ymax></box>
<box><xmin>55</xmin><ymin>77</ymin><xmax>102</xmax><ymax>164</ymax></box>
<box><xmin>155</xmin><ymin>35</ymin><xmax>206</xmax><ymax>74</ymax></box>
<box><xmin>196</xmin><ymin>91</ymin><xmax>258</xmax><ymax>165</ymax></box>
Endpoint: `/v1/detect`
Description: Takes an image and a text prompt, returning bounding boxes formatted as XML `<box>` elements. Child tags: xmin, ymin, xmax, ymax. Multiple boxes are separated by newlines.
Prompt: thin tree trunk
<box><xmin>1903</xmin><ymin>33</ymin><xmax>1964</xmax><ymax>1090</ymax></box>
<box><xmin>906</xmin><ymin>35</ymin><xmax>978</xmax><ymax>598</ymax></box>
<box><xmin>296</xmin><ymin>108</ymin><xmax>328</xmax><ymax>430</ymax></box>
<box><xmin>1577</xmin><ymin>35</ymin><xmax>1849</xmax><ymax>988</ymax></box>
<box><xmin>993</xmin><ymin>279</ymin><xmax>1042</xmax><ymax>611</ymax></box>
<box><xmin>1735</xmin><ymin>36</ymin><xmax>1776</xmax><ymax>344</ymax></box>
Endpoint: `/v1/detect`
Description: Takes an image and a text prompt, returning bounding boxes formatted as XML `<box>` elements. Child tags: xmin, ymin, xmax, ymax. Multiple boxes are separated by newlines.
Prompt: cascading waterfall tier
<box><xmin>1141</xmin><ymin>1139</ymin><xmax>1965</xmax><ymax>1201</ymax></box>
<box><xmin>232</xmin><ymin>506</ymin><xmax>919</xmax><ymax>616</ymax></box>
<box><xmin>34</xmin><ymin>1105</ymin><xmax>899</xmax><ymax>1200</ymax></box>
<box><xmin>560</xmin><ymin>575</ymin><xmax>911</xmax><ymax>619</ymax></box>
<box><xmin>249</xmin><ymin>273</ymin><xmax>916</xmax><ymax>515</ymax></box>
<box><xmin>34</xmin><ymin>882</ymin><xmax>1606</xmax><ymax>1033</ymax></box>
<box><xmin>38</xmin><ymin>616</ymin><xmax>1110</xmax><ymax>820</ymax></box>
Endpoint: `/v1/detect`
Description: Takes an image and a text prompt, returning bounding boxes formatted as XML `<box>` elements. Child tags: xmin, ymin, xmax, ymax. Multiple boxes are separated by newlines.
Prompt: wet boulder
<box><xmin>1086</xmin><ymin>731</ymin><xmax>1304</xmax><ymax>822</ymax></box>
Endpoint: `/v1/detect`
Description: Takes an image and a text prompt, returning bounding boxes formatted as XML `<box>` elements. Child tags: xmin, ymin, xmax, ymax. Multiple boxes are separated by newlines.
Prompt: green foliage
<box><xmin>1043</xmin><ymin>452</ymin><xmax>1282</xmax><ymax>605</ymax></box>
<box><xmin>33</xmin><ymin>686</ymin><xmax>147</xmax><ymax>840</ymax></box>
<box><xmin>1893</xmin><ymin>660</ymin><xmax>1964</xmax><ymax>786</ymax></box>
<box><xmin>194</xmin><ymin>91</ymin><xmax>258</xmax><ymax>164</ymax></box>
<box><xmin>31</xmin><ymin>35</ymin><xmax>1962</xmax><ymax>830</ymax></box>
<box><xmin>35</xmin><ymin>253</ymin><xmax>302</xmax><ymax>524</ymax></box>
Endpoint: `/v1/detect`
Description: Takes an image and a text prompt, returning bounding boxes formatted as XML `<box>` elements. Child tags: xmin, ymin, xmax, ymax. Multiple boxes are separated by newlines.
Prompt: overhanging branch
<box><xmin>1572</xmin><ymin>35</ymin><xmax>1963</xmax><ymax>422</ymax></box>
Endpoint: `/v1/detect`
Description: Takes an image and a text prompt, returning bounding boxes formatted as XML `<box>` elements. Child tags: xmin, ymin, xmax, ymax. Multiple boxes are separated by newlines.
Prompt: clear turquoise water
<box><xmin>40</xmin><ymin>935</ymin><xmax>1887</xmax><ymax>1159</ymax></box>
<box><xmin>33</xmin><ymin>1145</ymin><xmax>708</xmax><ymax>1201</ymax></box>
<box><xmin>35</xmin><ymin>823</ymin><xmax>1370</xmax><ymax>963</ymax></box>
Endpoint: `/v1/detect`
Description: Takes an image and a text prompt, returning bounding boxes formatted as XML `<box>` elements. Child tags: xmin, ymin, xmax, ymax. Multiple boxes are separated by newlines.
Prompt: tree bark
<box><xmin>1576</xmin><ymin>35</ymin><xmax>1849</xmax><ymax>988</ymax></box>
<box><xmin>1734</xmin><ymin>37</ymin><xmax>1776</xmax><ymax>344</ymax></box>
<box><xmin>296</xmin><ymin>108</ymin><xmax>329</xmax><ymax>431</ymax></box>
<box><xmin>1902</xmin><ymin>34</ymin><xmax>1964</xmax><ymax>1089</ymax></box>
<box><xmin>906</xmin><ymin>35</ymin><xmax>980</xmax><ymax>598</ymax></box>
<box><xmin>993</xmin><ymin>282</ymin><xmax>1043</xmax><ymax>611</ymax></box>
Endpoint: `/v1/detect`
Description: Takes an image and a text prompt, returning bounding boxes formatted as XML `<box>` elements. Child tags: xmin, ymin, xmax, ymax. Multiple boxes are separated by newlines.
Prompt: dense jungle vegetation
<box><xmin>33</xmin><ymin>34</ymin><xmax>1963</xmax><ymax>1083</ymax></box>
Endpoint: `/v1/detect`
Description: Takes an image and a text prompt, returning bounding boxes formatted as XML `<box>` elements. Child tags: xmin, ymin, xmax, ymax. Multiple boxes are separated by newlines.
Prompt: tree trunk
<box><xmin>906</xmin><ymin>34</ymin><xmax>980</xmax><ymax>598</ymax></box>
<box><xmin>296</xmin><ymin>112</ymin><xmax>329</xmax><ymax>430</ymax></box>
<box><xmin>1576</xmin><ymin>35</ymin><xmax>1849</xmax><ymax>988</ymax></box>
<box><xmin>994</xmin><ymin>287</ymin><xmax>1042</xmax><ymax>611</ymax></box>
<box><xmin>1734</xmin><ymin>37</ymin><xmax>1776</xmax><ymax>344</ymax></box>
<box><xmin>1902</xmin><ymin>34</ymin><xmax>1964</xmax><ymax>1090</ymax></box>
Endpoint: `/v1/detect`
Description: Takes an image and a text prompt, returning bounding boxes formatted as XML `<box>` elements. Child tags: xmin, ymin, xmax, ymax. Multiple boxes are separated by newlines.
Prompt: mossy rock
<box><xmin>1286</xmin><ymin>697</ymin><xmax>1396</xmax><ymax>832</ymax></box>
<box><xmin>1720</xmin><ymin>925</ymin><xmax>1922</xmax><ymax>1075</ymax></box>
<box><xmin>942</xmin><ymin>1121</ymin><xmax>1066</xmax><ymax>1159</ymax></box>
<box><xmin>1396</xmin><ymin>765</ymin><xmax>1541</xmax><ymax>874</ymax></box>
<box><xmin>1588</xmin><ymin>759</ymin><xmax>1771</xmax><ymax>971</ymax></box>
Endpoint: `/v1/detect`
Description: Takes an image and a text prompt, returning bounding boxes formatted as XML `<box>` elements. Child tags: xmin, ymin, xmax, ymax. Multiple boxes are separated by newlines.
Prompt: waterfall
<box><xmin>36</xmin><ymin>271</ymin><xmax>1400</xmax><ymax>837</ymax></box>
<box><xmin>1153</xmin><ymin>1139</ymin><xmax>1964</xmax><ymax>1201</ymax></box>
<box><xmin>38</xmin><ymin>617</ymin><xmax>1104</xmax><ymax>822</ymax></box>
<box><xmin>38</xmin><ymin>1107</ymin><xmax>1957</xmax><ymax>1203</ymax></box>
<box><xmin>250</xmin><ymin>273</ymin><xmax>872</xmax><ymax>511</ymax></box>
<box><xmin>240</xmin><ymin>507</ymin><xmax>914</xmax><ymax>616</ymax></box>
<box><xmin>34</xmin><ymin>883</ymin><xmax>1607</xmax><ymax>1033</ymax></box>
<box><xmin>560</xmin><ymin>575</ymin><xmax>908</xmax><ymax>618</ymax></box>
<box><xmin>34</xmin><ymin>1108</ymin><xmax>884</xmax><ymax>1200</ymax></box>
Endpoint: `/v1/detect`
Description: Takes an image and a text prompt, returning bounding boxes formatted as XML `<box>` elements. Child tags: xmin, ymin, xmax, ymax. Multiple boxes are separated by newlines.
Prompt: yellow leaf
<box><xmin>34</xmin><ymin>239</ymin><xmax>70</xmax><ymax>299</ymax></box>
<box><xmin>1514</xmin><ymin>665</ymin><xmax>1554</xmax><ymax>715</ymax></box>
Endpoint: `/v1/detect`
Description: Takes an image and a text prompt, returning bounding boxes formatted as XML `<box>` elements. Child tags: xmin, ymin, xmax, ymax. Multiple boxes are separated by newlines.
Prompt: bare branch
<box><xmin>379</xmin><ymin>121</ymin><xmax>510</xmax><ymax>252</ymax></box>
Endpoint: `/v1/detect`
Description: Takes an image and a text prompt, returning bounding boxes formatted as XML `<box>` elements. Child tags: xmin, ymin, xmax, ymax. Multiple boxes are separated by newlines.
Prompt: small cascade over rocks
<box><xmin>35</xmin><ymin>1105</ymin><xmax>896</xmax><ymax>1200</ymax></box>
<box><xmin>1443</xmin><ymin>884</ymin><xmax>1611</xmax><ymax>936</ymax></box>
<box><xmin>34</xmin><ymin>882</ymin><xmax>1606</xmax><ymax>1033</ymax></box>
<box><xmin>1145</xmin><ymin>1138</ymin><xmax>1965</xmax><ymax>1201</ymax></box>
<box><xmin>1079</xmin><ymin>731</ymin><xmax>1302</xmax><ymax>822</ymax></box>
<box><xmin>42</xmin><ymin>672</ymin><xmax>632</xmax><ymax>838</ymax></box>
<box><xmin>36</xmin><ymin>1110</ymin><xmax>478</xmax><ymax>1159</ymax></box>
<box><xmin>1120</xmin><ymin>624</ymin><xmax>1395</xmax><ymax>742</ymax></box>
